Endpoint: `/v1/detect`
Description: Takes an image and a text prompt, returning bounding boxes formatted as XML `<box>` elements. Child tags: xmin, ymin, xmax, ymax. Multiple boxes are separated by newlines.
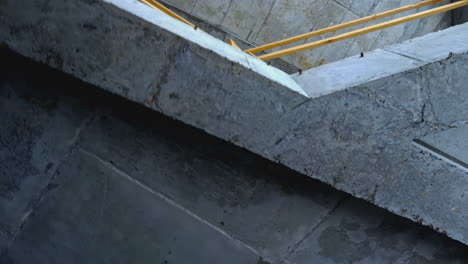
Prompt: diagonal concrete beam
<box><xmin>0</xmin><ymin>0</ymin><xmax>308</xmax><ymax>152</ymax></box>
<box><xmin>1</xmin><ymin>0</ymin><xmax>468</xmax><ymax>245</ymax></box>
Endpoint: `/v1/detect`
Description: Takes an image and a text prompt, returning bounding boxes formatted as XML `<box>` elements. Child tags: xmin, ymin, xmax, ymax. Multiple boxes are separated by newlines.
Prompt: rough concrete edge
<box><xmin>104</xmin><ymin>0</ymin><xmax>308</xmax><ymax>98</ymax></box>
<box><xmin>158</xmin><ymin>0</ymin><xmax>300</xmax><ymax>74</ymax></box>
<box><xmin>383</xmin><ymin>21</ymin><xmax>468</xmax><ymax>62</ymax></box>
<box><xmin>282</xmin><ymin>51</ymin><xmax>468</xmax><ymax>246</ymax></box>
<box><xmin>291</xmin><ymin>21</ymin><xmax>468</xmax><ymax>99</ymax></box>
<box><xmin>292</xmin><ymin>49</ymin><xmax>424</xmax><ymax>98</ymax></box>
<box><xmin>412</xmin><ymin>140</ymin><xmax>468</xmax><ymax>173</ymax></box>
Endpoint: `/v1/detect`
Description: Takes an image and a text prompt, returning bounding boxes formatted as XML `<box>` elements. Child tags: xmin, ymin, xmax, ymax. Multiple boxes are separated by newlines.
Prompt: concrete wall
<box><xmin>156</xmin><ymin>4</ymin><xmax>300</xmax><ymax>73</ymax></box>
<box><xmin>2</xmin><ymin>48</ymin><xmax>468</xmax><ymax>264</ymax></box>
<box><xmin>162</xmin><ymin>0</ymin><xmax>452</xmax><ymax>69</ymax></box>
<box><xmin>1</xmin><ymin>0</ymin><xmax>468</xmax><ymax>247</ymax></box>
<box><xmin>454</xmin><ymin>4</ymin><xmax>468</xmax><ymax>24</ymax></box>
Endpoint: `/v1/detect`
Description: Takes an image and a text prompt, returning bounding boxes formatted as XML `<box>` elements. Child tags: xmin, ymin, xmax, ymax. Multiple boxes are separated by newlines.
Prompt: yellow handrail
<box><xmin>258</xmin><ymin>0</ymin><xmax>468</xmax><ymax>61</ymax></box>
<box><xmin>138</xmin><ymin>0</ymin><xmax>196</xmax><ymax>28</ymax></box>
<box><xmin>228</xmin><ymin>39</ymin><xmax>242</xmax><ymax>50</ymax></box>
<box><xmin>246</xmin><ymin>0</ymin><xmax>445</xmax><ymax>54</ymax></box>
<box><xmin>137</xmin><ymin>0</ymin><xmax>248</xmax><ymax>51</ymax></box>
<box><xmin>137</xmin><ymin>0</ymin><xmax>466</xmax><ymax>62</ymax></box>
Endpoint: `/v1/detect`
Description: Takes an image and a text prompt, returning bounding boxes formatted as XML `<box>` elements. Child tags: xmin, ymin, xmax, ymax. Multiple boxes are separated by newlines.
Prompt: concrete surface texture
<box><xmin>1</xmin><ymin>0</ymin><xmax>468</xmax><ymax>248</ymax></box>
<box><xmin>162</xmin><ymin>0</ymin><xmax>452</xmax><ymax>69</ymax></box>
<box><xmin>1</xmin><ymin>48</ymin><xmax>468</xmax><ymax>264</ymax></box>
<box><xmin>159</xmin><ymin>3</ymin><xmax>300</xmax><ymax>74</ymax></box>
<box><xmin>414</xmin><ymin>124</ymin><xmax>468</xmax><ymax>172</ymax></box>
<box><xmin>453</xmin><ymin>4</ymin><xmax>468</xmax><ymax>25</ymax></box>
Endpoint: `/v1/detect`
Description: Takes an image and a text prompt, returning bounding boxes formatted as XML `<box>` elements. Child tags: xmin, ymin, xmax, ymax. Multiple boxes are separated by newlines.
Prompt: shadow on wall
<box><xmin>453</xmin><ymin>4</ymin><xmax>468</xmax><ymax>24</ymax></box>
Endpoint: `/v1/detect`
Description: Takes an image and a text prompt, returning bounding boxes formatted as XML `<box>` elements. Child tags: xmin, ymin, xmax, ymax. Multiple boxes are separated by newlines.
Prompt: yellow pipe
<box><xmin>228</xmin><ymin>39</ymin><xmax>242</xmax><ymax>50</ymax></box>
<box><xmin>138</xmin><ymin>0</ymin><xmax>197</xmax><ymax>28</ymax></box>
<box><xmin>246</xmin><ymin>0</ymin><xmax>445</xmax><ymax>54</ymax></box>
<box><xmin>259</xmin><ymin>0</ymin><xmax>468</xmax><ymax>61</ymax></box>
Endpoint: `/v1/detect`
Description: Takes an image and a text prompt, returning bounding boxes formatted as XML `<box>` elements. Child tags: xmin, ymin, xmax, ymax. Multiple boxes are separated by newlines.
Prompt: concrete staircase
<box><xmin>1</xmin><ymin>0</ymin><xmax>467</xmax><ymax>249</ymax></box>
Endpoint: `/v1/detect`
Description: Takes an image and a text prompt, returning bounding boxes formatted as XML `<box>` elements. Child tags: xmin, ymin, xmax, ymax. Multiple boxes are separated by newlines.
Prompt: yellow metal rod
<box><xmin>138</xmin><ymin>0</ymin><xmax>196</xmax><ymax>28</ymax></box>
<box><xmin>228</xmin><ymin>39</ymin><xmax>242</xmax><ymax>50</ymax></box>
<box><xmin>246</xmin><ymin>0</ymin><xmax>445</xmax><ymax>54</ymax></box>
<box><xmin>259</xmin><ymin>0</ymin><xmax>468</xmax><ymax>61</ymax></box>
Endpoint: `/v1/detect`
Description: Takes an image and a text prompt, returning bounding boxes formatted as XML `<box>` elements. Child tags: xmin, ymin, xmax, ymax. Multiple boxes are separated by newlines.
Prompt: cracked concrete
<box><xmin>290</xmin><ymin>198</ymin><xmax>468</xmax><ymax>264</ymax></box>
<box><xmin>1</xmin><ymin>49</ymin><xmax>467</xmax><ymax>263</ymax></box>
<box><xmin>1</xmin><ymin>0</ymin><xmax>468</xmax><ymax>248</ymax></box>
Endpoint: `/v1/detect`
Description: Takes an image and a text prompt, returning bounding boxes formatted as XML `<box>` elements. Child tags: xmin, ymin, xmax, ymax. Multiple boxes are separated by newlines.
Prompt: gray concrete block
<box><xmin>1</xmin><ymin>149</ymin><xmax>261</xmax><ymax>264</ymax></box>
<box><xmin>289</xmin><ymin>199</ymin><xmax>468</xmax><ymax>264</ymax></box>
<box><xmin>424</xmin><ymin>53</ymin><xmax>468</xmax><ymax>126</ymax></box>
<box><xmin>285</xmin><ymin>53</ymin><xmax>468</xmax><ymax>245</ymax></box>
<box><xmin>0</xmin><ymin>51</ymin><xmax>91</xmax><ymax>240</ymax></box>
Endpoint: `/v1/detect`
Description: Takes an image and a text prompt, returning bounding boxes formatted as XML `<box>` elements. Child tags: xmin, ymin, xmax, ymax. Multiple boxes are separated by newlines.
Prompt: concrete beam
<box><xmin>0</xmin><ymin>0</ymin><xmax>309</xmax><ymax>158</ymax></box>
<box><xmin>1</xmin><ymin>0</ymin><xmax>468</xmax><ymax>245</ymax></box>
<box><xmin>159</xmin><ymin>2</ymin><xmax>300</xmax><ymax>73</ymax></box>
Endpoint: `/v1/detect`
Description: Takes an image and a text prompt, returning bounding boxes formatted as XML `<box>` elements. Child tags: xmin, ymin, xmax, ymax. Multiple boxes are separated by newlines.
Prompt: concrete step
<box><xmin>1</xmin><ymin>0</ymin><xmax>467</xmax><ymax>246</ymax></box>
